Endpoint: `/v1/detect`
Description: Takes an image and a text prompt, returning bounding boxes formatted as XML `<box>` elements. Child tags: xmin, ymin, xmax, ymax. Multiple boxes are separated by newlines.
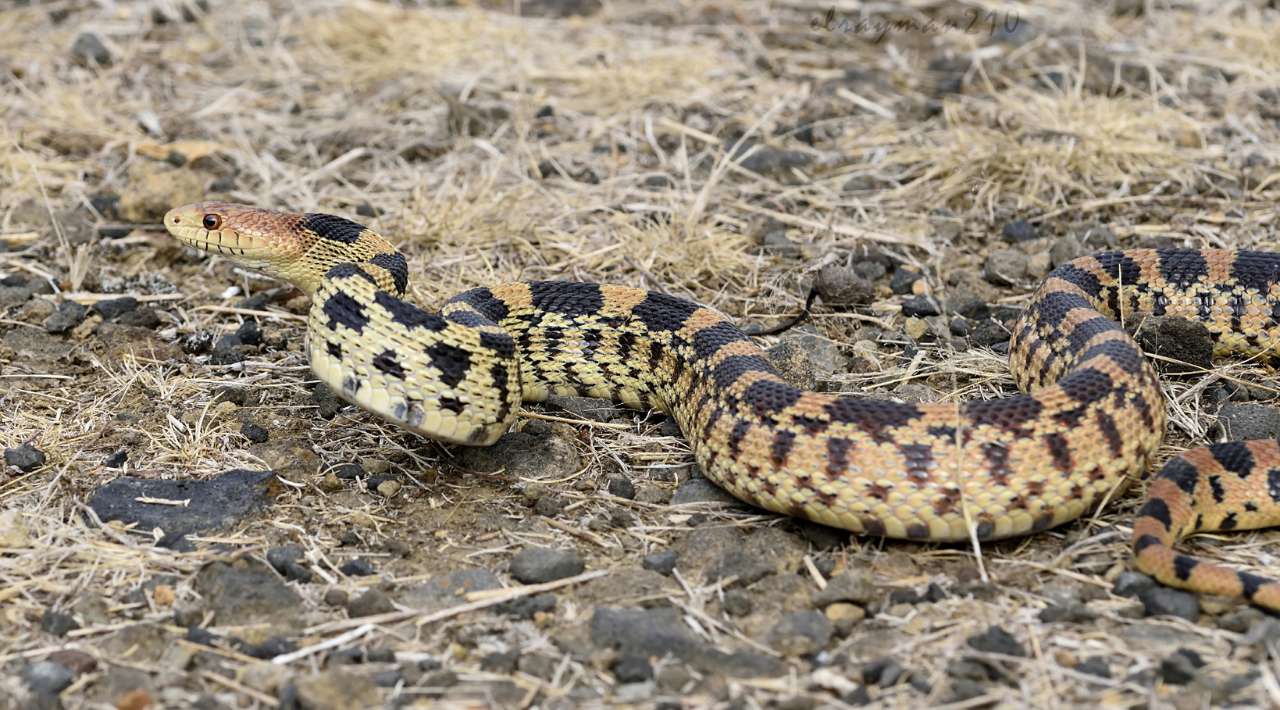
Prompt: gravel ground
<box><xmin>3</xmin><ymin>1</ymin><xmax>1280</xmax><ymax>708</ymax></box>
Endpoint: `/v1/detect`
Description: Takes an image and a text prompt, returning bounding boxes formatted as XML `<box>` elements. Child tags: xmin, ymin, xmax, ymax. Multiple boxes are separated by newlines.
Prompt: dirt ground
<box><xmin>3</xmin><ymin>1</ymin><xmax>1280</xmax><ymax>708</ymax></box>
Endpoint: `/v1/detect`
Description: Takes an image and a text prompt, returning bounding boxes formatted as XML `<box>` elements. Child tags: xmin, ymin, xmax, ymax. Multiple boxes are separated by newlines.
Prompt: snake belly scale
<box><xmin>164</xmin><ymin>202</ymin><xmax>1280</xmax><ymax>610</ymax></box>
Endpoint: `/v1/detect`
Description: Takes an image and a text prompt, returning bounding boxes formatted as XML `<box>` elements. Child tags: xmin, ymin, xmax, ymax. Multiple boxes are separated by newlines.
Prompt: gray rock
<box><xmin>1138</xmin><ymin>586</ymin><xmax>1199</xmax><ymax>621</ymax></box>
<box><xmin>890</xmin><ymin>269</ymin><xmax>921</xmax><ymax>295</ymax></box>
<box><xmin>22</xmin><ymin>660</ymin><xmax>75</xmax><ymax>695</ymax></box>
<box><xmin>862</xmin><ymin>657</ymin><xmax>910</xmax><ymax>686</ymax></box>
<box><xmin>766</xmin><ymin>325</ymin><xmax>841</xmax><ymax>390</ymax></box>
<box><xmin>1076</xmin><ymin>656</ymin><xmax>1111</xmax><ymax>678</ymax></box>
<box><xmin>44</xmin><ymin>300</ymin><xmax>87</xmax><ymax>334</ymax></box>
<box><xmin>293</xmin><ymin>669</ymin><xmax>381</xmax><ymax>710</ymax></box>
<box><xmin>612</xmin><ymin>654</ymin><xmax>653</xmax><ymax>682</ymax></box>
<box><xmin>738</xmin><ymin>146</ymin><xmax>813</xmax><ymax>177</ymax></box>
<box><xmin>92</xmin><ymin>296</ymin><xmax>138</xmax><ymax>320</ymax></box>
<box><xmin>348</xmin><ymin>588</ymin><xmax>396</xmax><ymax>617</ymax></box>
<box><xmin>606</xmin><ymin>476</ymin><xmax>636</xmax><ymax>499</ymax></box>
<box><xmin>1159</xmin><ymin>648</ymin><xmax>1204</xmax><ymax>685</ymax></box>
<box><xmin>1050</xmin><ymin>234</ymin><xmax>1085</xmax><ymax>266</ymax></box>
<box><xmin>1216</xmin><ymin>402</ymin><xmax>1280</xmax><ymax>440</ymax></box>
<box><xmin>312</xmin><ymin>383</ymin><xmax>344</xmax><ymax>419</ymax></box>
<box><xmin>1134</xmin><ymin>316</ymin><xmax>1213</xmax><ymax>373</ymax></box>
<box><xmin>1112</xmin><ymin>571</ymin><xmax>1156</xmax><ymax>597</ymax></box>
<box><xmin>40</xmin><ymin>609</ymin><xmax>80</xmax><ymax>636</ymax></box>
<box><xmin>1001</xmin><ymin>219</ymin><xmax>1037</xmax><ymax>243</ymax></box>
<box><xmin>240</xmin><ymin>420</ymin><xmax>269</xmax><ymax>443</ymax></box>
<box><xmin>510</xmin><ymin>546</ymin><xmax>585</xmax><ymax>583</ymax></box>
<box><xmin>590</xmin><ymin>606</ymin><xmax>785</xmax><ymax>677</ymax></box>
<box><xmin>401</xmin><ymin>568</ymin><xmax>502</xmax><ymax>611</ymax></box>
<box><xmin>87</xmin><ymin>468</ymin><xmax>275</xmax><ymax>548</ymax></box>
<box><xmin>670</xmin><ymin>479</ymin><xmax>741</xmax><ymax>507</ymax></box>
<box><xmin>457</xmin><ymin>431</ymin><xmax>580</xmax><ymax>479</ymax></box>
<box><xmin>641</xmin><ymin>550</ymin><xmax>677</xmax><ymax>576</ymax></box>
<box><xmin>5</xmin><ymin>443</ymin><xmax>46</xmax><ymax>472</ymax></box>
<box><xmin>766</xmin><ymin>610</ymin><xmax>833</xmax><ymax>656</ymax></box>
<box><xmin>71</xmin><ymin>32</ymin><xmax>112</xmax><ymax>66</ymax></box>
<box><xmin>966</xmin><ymin>625</ymin><xmax>1026</xmax><ymax>657</ymax></box>
<box><xmin>723</xmin><ymin>589</ymin><xmax>752</xmax><ymax>616</ymax></box>
<box><xmin>1038</xmin><ymin>603</ymin><xmax>1096</xmax><ymax>623</ymax></box>
<box><xmin>194</xmin><ymin>559</ymin><xmax>303</xmax><ymax>629</ymax></box>
<box><xmin>901</xmin><ymin>295</ymin><xmax>941</xmax><ymax>317</ymax></box>
<box><xmin>546</xmin><ymin>395</ymin><xmax>621</xmax><ymax>422</ymax></box>
<box><xmin>813</xmin><ymin>571</ymin><xmax>878</xmax><ymax>607</ymax></box>
<box><xmin>983</xmin><ymin>249</ymin><xmax>1029</xmax><ymax>286</ymax></box>
<box><xmin>815</xmin><ymin>266</ymin><xmax>874</xmax><ymax>306</ymax></box>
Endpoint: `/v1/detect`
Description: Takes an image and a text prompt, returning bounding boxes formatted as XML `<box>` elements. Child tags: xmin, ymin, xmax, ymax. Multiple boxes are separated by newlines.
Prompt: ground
<box><xmin>2</xmin><ymin>0</ymin><xmax>1280</xmax><ymax>708</ymax></box>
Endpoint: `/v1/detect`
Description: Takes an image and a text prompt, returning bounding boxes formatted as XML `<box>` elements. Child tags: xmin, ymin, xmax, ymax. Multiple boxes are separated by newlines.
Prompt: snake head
<box><xmin>164</xmin><ymin>201</ymin><xmax>398</xmax><ymax>296</ymax></box>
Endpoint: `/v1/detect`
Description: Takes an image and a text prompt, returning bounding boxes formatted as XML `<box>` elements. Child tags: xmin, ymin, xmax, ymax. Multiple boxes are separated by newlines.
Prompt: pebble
<box><xmin>706</xmin><ymin>549</ymin><xmax>774</xmax><ymax>586</ymax></box>
<box><xmin>670</xmin><ymin>478</ymin><xmax>741</xmax><ymax>506</ymax></box>
<box><xmin>265</xmin><ymin>545</ymin><xmax>311</xmax><ymax>582</ymax></box>
<box><xmin>641</xmin><ymin>550</ymin><xmax>678</xmax><ymax>576</ymax></box>
<box><xmin>331</xmin><ymin>463</ymin><xmax>365</xmax><ymax>480</ymax></box>
<box><xmin>823</xmin><ymin>602</ymin><xmax>866</xmax><ymax>633</ymax></box>
<box><xmin>970</xmin><ymin>320</ymin><xmax>1010</xmax><ymax>347</ymax></box>
<box><xmin>5</xmin><ymin>443</ymin><xmax>47</xmax><ymax>472</ymax></box>
<box><xmin>767</xmin><ymin>611</ymin><xmax>833</xmax><ymax>656</ymax></box>
<box><xmin>44</xmin><ymin>300</ymin><xmax>87</xmax><ymax>334</ymax></box>
<box><xmin>71</xmin><ymin>32</ymin><xmax>112</xmax><ymax>66</ymax></box>
<box><xmin>496</xmin><ymin>592</ymin><xmax>557</xmax><ymax>619</ymax></box>
<box><xmin>814</xmin><ymin>266</ymin><xmax>874</xmax><ymax>306</ymax></box>
<box><xmin>723</xmin><ymin>589</ymin><xmax>752</xmax><ymax>616</ymax></box>
<box><xmin>457</xmin><ymin>431</ymin><xmax>581</xmax><ymax>479</ymax></box>
<box><xmin>323</xmin><ymin>588</ymin><xmax>349</xmax><ymax>607</ymax></box>
<box><xmin>1133</xmin><ymin>316</ymin><xmax>1213</xmax><ymax>373</ymax></box>
<box><xmin>340</xmin><ymin>558</ymin><xmax>377</xmax><ymax>577</ymax></box>
<box><xmin>194</xmin><ymin>559</ymin><xmax>303</xmax><ymax>630</ymax></box>
<box><xmin>236</xmin><ymin>319</ymin><xmax>262</xmax><ymax>346</ymax></box>
<box><xmin>546</xmin><ymin>395</ymin><xmax>621</xmax><ymax>422</ymax></box>
<box><xmin>889</xmin><ymin>269</ymin><xmax>921</xmax><ymax>295</ymax></box>
<box><xmin>40</xmin><ymin>609</ymin><xmax>80</xmax><ymax>636</ymax></box>
<box><xmin>375</xmin><ymin>479</ymin><xmax>402</xmax><ymax>497</ymax></box>
<box><xmin>117</xmin><ymin>307</ymin><xmax>161</xmax><ymax>329</ymax></box>
<box><xmin>738</xmin><ymin>146</ymin><xmax>813</xmax><ymax>177</ymax></box>
<box><xmin>812</xmin><ymin>571</ymin><xmax>877</xmax><ymax>607</ymax></box>
<box><xmin>347</xmin><ymin>588</ymin><xmax>396</xmax><ymax>617</ymax></box>
<box><xmin>1050</xmin><ymin>234</ymin><xmax>1085</xmax><ymax>266</ymax></box>
<box><xmin>22</xmin><ymin>660</ymin><xmax>75</xmax><ymax>695</ymax></box>
<box><xmin>509</xmin><ymin>546</ymin><xmax>585</xmax><ymax>583</ymax></box>
<box><xmin>966</xmin><ymin>625</ymin><xmax>1026</xmax><ymax>657</ymax></box>
<box><xmin>900</xmin><ymin>295</ymin><xmax>941</xmax><ymax>317</ymax></box>
<box><xmin>1216</xmin><ymin>402</ymin><xmax>1280</xmax><ymax>440</ymax></box>
<box><xmin>612</xmin><ymin>654</ymin><xmax>653</xmax><ymax>682</ymax></box>
<box><xmin>862</xmin><ymin>657</ymin><xmax>909</xmax><ymax>687</ymax></box>
<box><xmin>312</xmin><ymin>383</ymin><xmax>345</xmax><ymax>419</ymax></box>
<box><xmin>88</xmin><ymin>469</ymin><xmax>275</xmax><ymax>548</ymax></box>
<box><xmin>606</xmin><ymin>475</ymin><xmax>636</xmax><ymax>499</ymax></box>
<box><xmin>1112</xmin><ymin>571</ymin><xmax>1155</xmax><ymax>597</ymax></box>
<box><xmin>1159</xmin><ymin>648</ymin><xmax>1205</xmax><ymax>685</ymax></box>
<box><xmin>1138</xmin><ymin>586</ymin><xmax>1199</xmax><ymax>621</ymax></box>
<box><xmin>1001</xmin><ymin>219</ymin><xmax>1037</xmax><ymax>243</ymax></box>
<box><xmin>45</xmin><ymin>649</ymin><xmax>96</xmax><ymax>676</ymax></box>
<box><xmin>92</xmin><ymin>296</ymin><xmax>138</xmax><ymax>320</ymax></box>
<box><xmin>765</xmin><ymin>328</ymin><xmax>842</xmax><ymax>390</ymax></box>
<box><xmin>533</xmin><ymin>493</ymin><xmax>567</xmax><ymax>516</ymax></box>
<box><xmin>589</xmin><ymin>606</ymin><xmax>784</xmax><ymax>677</ymax></box>
<box><xmin>983</xmin><ymin>249</ymin><xmax>1029</xmax><ymax>286</ymax></box>
<box><xmin>102</xmin><ymin>450</ymin><xmax>128</xmax><ymax>468</ymax></box>
<box><xmin>293</xmin><ymin>670</ymin><xmax>381</xmax><ymax>710</ymax></box>
<box><xmin>1038</xmin><ymin>603</ymin><xmax>1096</xmax><ymax>623</ymax></box>
<box><xmin>240</xmin><ymin>421</ymin><xmax>269</xmax><ymax>443</ymax></box>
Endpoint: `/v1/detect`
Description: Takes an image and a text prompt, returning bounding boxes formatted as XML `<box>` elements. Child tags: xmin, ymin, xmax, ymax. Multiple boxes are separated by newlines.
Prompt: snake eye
<box><xmin>202</xmin><ymin>214</ymin><xmax>222</xmax><ymax>230</ymax></box>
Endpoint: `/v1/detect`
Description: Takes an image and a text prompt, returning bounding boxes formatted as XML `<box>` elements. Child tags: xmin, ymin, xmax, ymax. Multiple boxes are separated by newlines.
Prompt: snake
<box><xmin>163</xmin><ymin>201</ymin><xmax>1280</xmax><ymax>610</ymax></box>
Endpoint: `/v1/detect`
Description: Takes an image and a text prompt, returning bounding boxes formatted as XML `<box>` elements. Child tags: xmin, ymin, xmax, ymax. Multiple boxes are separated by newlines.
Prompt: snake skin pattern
<box><xmin>163</xmin><ymin>202</ymin><xmax>1280</xmax><ymax>610</ymax></box>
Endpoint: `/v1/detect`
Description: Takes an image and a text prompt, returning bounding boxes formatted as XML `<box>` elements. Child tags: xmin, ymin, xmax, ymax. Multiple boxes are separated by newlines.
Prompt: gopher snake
<box><xmin>164</xmin><ymin>202</ymin><xmax>1280</xmax><ymax>609</ymax></box>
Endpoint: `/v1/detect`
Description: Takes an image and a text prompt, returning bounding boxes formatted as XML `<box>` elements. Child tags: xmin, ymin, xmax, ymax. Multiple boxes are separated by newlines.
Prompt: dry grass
<box><xmin>3</xmin><ymin>0</ymin><xmax>1280</xmax><ymax>707</ymax></box>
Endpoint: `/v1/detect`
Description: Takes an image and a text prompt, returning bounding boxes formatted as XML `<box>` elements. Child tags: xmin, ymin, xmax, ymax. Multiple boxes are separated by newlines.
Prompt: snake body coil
<box><xmin>164</xmin><ymin>202</ymin><xmax>1280</xmax><ymax>609</ymax></box>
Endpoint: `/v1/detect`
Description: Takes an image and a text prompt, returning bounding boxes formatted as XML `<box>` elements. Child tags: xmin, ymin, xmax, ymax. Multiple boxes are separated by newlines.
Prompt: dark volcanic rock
<box><xmin>590</xmin><ymin>607</ymin><xmax>785</xmax><ymax>677</ymax></box>
<box><xmin>87</xmin><ymin>469</ymin><xmax>276</xmax><ymax>548</ymax></box>
<box><xmin>510</xmin><ymin>547</ymin><xmax>585</xmax><ymax>583</ymax></box>
<box><xmin>5</xmin><ymin>443</ymin><xmax>47</xmax><ymax>472</ymax></box>
<box><xmin>194</xmin><ymin>558</ymin><xmax>303</xmax><ymax>630</ymax></box>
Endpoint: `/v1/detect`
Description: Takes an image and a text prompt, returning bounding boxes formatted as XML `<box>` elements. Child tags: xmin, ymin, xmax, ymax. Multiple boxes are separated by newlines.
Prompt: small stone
<box><xmin>5</xmin><ymin>443</ymin><xmax>47</xmax><ymax>472</ymax></box>
<box><xmin>40</xmin><ymin>609</ymin><xmax>80</xmax><ymax>636</ymax></box>
<box><xmin>1038</xmin><ymin>603</ymin><xmax>1096</xmax><ymax>623</ymax></box>
<box><xmin>496</xmin><ymin>592</ymin><xmax>557</xmax><ymax>619</ymax></box>
<box><xmin>481</xmin><ymin>650</ymin><xmax>519</xmax><ymax>673</ymax></box>
<box><xmin>235</xmin><ymin>319</ymin><xmax>262</xmax><ymax>346</ymax></box>
<box><xmin>71</xmin><ymin>32</ymin><xmax>112</xmax><ymax>66</ymax></box>
<box><xmin>971</xmin><ymin>320</ymin><xmax>1010</xmax><ymax>347</ymax></box>
<box><xmin>949</xmin><ymin>316</ymin><xmax>971</xmax><ymax>337</ymax></box>
<box><xmin>815</xmin><ymin>266</ymin><xmax>874</xmax><ymax>306</ymax></box>
<box><xmin>347</xmin><ymin>588</ymin><xmax>396</xmax><ymax>617</ymax></box>
<box><xmin>903</xmin><ymin>317</ymin><xmax>929</xmax><ymax>340</ymax></box>
<box><xmin>966</xmin><ymin>625</ymin><xmax>1026</xmax><ymax>657</ymax></box>
<box><xmin>670</xmin><ymin>478</ymin><xmax>740</xmax><ymax>506</ymax></box>
<box><xmin>723</xmin><ymin>589</ymin><xmax>753</xmax><ymax>616</ymax></box>
<box><xmin>889</xmin><ymin>269</ymin><xmax>921</xmax><ymax>295</ymax></box>
<box><xmin>265</xmin><ymin>546</ymin><xmax>304</xmax><ymax>575</ymax></box>
<box><xmin>323</xmin><ymin>588</ymin><xmax>348</xmax><ymax>607</ymax></box>
<box><xmin>117</xmin><ymin>307</ymin><xmax>161</xmax><ymax>329</ymax></box>
<box><xmin>293</xmin><ymin>670</ymin><xmax>380</xmax><ymax>710</ymax></box>
<box><xmin>767</xmin><ymin>610</ymin><xmax>833</xmax><ymax>656</ymax></box>
<box><xmin>92</xmin><ymin>296</ymin><xmax>138</xmax><ymax>320</ymax></box>
<box><xmin>824</xmin><ymin>602</ymin><xmax>866</xmax><ymax>634</ymax></box>
<box><xmin>375</xmin><ymin>479</ymin><xmax>401</xmax><ymax>497</ymax></box>
<box><xmin>901</xmin><ymin>295</ymin><xmax>941</xmax><ymax>317</ymax></box>
<box><xmin>737</xmin><ymin>146</ymin><xmax>813</xmax><ymax>177</ymax></box>
<box><xmin>102</xmin><ymin>450</ymin><xmax>128</xmax><ymax>468</ymax></box>
<box><xmin>607</xmin><ymin>476</ymin><xmax>636</xmax><ymax>499</ymax></box>
<box><xmin>1216</xmin><ymin>402</ymin><xmax>1280</xmax><ymax>440</ymax></box>
<box><xmin>509</xmin><ymin>546</ymin><xmax>585</xmax><ymax>583</ymax></box>
<box><xmin>813</xmin><ymin>571</ymin><xmax>877</xmax><ymax>607</ymax></box>
<box><xmin>44</xmin><ymin>300</ymin><xmax>87</xmax><ymax>334</ymax></box>
<box><xmin>240</xmin><ymin>421</ymin><xmax>269</xmax><ymax>443</ymax></box>
<box><xmin>1050</xmin><ymin>235</ymin><xmax>1084</xmax><ymax>266</ymax></box>
<box><xmin>641</xmin><ymin>550</ymin><xmax>678</xmax><ymax>576</ymax></box>
<box><xmin>765</xmin><ymin>327</ymin><xmax>842</xmax><ymax>390</ymax></box>
<box><xmin>983</xmin><ymin>249</ymin><xmax>1029</xmax><ymax>286</ymax></box>
<box><xmin>45</xmin><ymin>650</ymin><xmax>96</xmax><ymax>677</ymax></box>
<box><xmin>1138</xmin><ymin>586</ymin><xmax>1200</xmax><ymax>621</ymax></box>
<box><xmin>1001</xmin><ymin>219</ymin><xmax>1037</xmax><ymax>243</ymax></box>
<box><xmin>22</xmin><ymin>660</ymin><xmax>75</xmax><ymax>695</ymax></box>
<box><xmin>1134</xmin><ymin>317</ymin><xmax>1213</xmax><ymax>373</ymax></box>
<box><xmin>533</xmin><ymin>493</ymin><xmax>566</xmax><ymax>517</ymax></box>
<box><xmin>313</xmin><ymin>383</ymin><xmax>344</xmax><ymax>419</ymax></box>
<box><xmin>1112</xmin><ymin>571</ymin><xmax>1156</xmax><ymax>597</ymax></box>
<box><xmin>340</xmin><ymin>558</ymin><xmax>376</xmax><ymax>577</ymax></box>
<box><xmin>331</xmin><ymin>463</ymin><xmax>365</xmax><ymax>480</ymax></box>
<box><xmin>1159</xmin><ymin>648</ymin><xmax>1205</xmax><ymax>685</ymax></box>
<box><xmin>612</xmin><ymin>654</ymin><xmax>653</xmax><ymax>682</ymax></box>
<box><xmin>862</xmin><ymin>657</ymin><xmax>909</xmax><ymax>687</ymax></box>
<box><xmin>1076</xmin><ymin>656</ymin><xmax>1111</xmax><ymax>678</ymax></box>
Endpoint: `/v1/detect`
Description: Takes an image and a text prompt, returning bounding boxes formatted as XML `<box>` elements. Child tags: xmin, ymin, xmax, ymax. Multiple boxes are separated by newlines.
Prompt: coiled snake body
<box><xmin>164</xmin><ymin>202</ymin><xmax>1280</xmax><ymax>609</ymax></box>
